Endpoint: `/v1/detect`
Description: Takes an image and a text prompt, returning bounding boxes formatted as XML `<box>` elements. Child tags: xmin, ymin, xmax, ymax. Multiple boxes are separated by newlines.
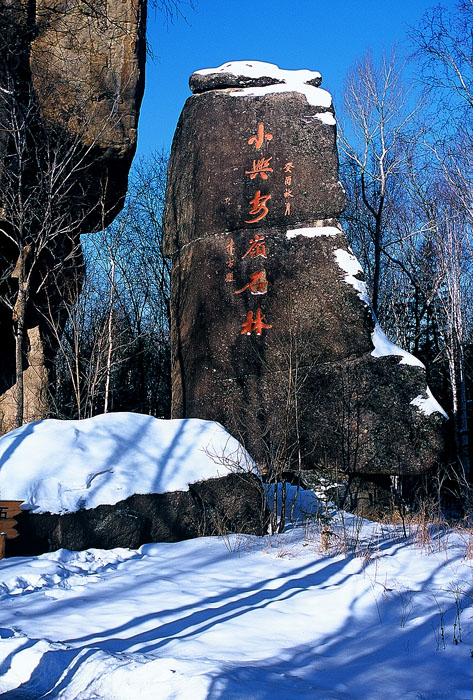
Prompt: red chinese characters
<box><xmin>284</xmin><ymin>161</ymin><xmax>294</xmax><ymax>216</ymax></box>
<box><xmin>248</xmin><ymin>122</ymin><xmax>273</xmax><ymax>150</ymax></box>
<box><xmin>221</xmin><ymin>123</ymin><xmax>298</xmax><ymax>337</ymax></box>
<box><xmin>241</xmin><ymin>309</ymin><xmax>272</xmax><ymax>336</ymax></box>
<box><xmin>239</xmin><ymin>123</ymin><xmax>275</xmax><ymax>334</ymax></box>
<box><xmin>246</xmin><ymin>123</ymin><xmax>273</xmax><ymax>224</ymax></box>
<box><xmin>235</xmin><ymin>270</ymin><xmax>268</xmax><ymax>295</ymax></box>
<box><xmin>245</xmin><ymin>157</ymin><xmax>273</xmax><ymax>180</ymax></box>
<box><xmin>246</xmin><ymin>190</ymin><xmax>271</xmax><ymax>224</ymax></box>
<box><xmin>242</xmin><ymin>234</ymin><xmax>267</xmax><ymax>259</ymax></box>
<box><xmin>221</xmin><ymin>122</ymin><xmax>302</xmax><ymax>336</ymax></box>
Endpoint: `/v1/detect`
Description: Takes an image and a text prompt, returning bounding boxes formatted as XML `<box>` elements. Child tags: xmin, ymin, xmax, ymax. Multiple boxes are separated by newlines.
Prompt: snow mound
<box><xmin>0</xmin><ymin>413</ymin><xmax>253</xmax><ymax>514</ymax></box>
<box><xmin>1</xmin><ymin>516</ymin><xmax>472</xmax><ymax>700</ymax></box>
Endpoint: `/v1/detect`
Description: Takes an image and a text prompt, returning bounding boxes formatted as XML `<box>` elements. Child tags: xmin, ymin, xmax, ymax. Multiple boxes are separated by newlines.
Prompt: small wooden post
<box><xmin>0</xmin><ymin>501</ymin><xmax>23</xmax><ymax>559</ymax></box>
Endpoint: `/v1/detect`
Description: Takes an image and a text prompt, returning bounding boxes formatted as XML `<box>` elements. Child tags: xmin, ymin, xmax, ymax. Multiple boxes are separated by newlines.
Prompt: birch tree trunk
<box><xmin>103</xmin><ymin>255</ymin><xmax>115</xmax><ymax>414</ymax></box>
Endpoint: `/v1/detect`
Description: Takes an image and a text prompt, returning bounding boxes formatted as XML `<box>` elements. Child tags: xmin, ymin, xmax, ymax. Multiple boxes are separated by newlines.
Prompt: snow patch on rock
<box><xmin>313</xmin><ymin>112</ymin><xmax>337</xmax><ymax>125</ymax></box>
<box><xmin>287</xmin><ymin>225</ymin><xmax>341</xmax><ymax>239</ymax></box>
<box><xmin>370</xmin><ymin>324</ymin><xmax>425</xmax><ymax>368</ymax></box>
<box><xmin>333</xmin><ymin>248</ymin><xmax>371</xmax><ymax>306</ymax></box>
<box><xmin>411</xmin><ymin>388</ymin><xmax>448</xmax><ymax>419</ymax></box>
<box><xmin>229</xmin><ymin>82</ymin><xmax>333</xmax><ymax>108</ymax></box>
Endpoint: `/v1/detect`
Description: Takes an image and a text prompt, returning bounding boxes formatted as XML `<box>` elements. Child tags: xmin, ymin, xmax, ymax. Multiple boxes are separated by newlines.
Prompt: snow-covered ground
<box><xmin>1</xmin><ymin>495</ymin><xmax>472</xmax><ymax>699</ymax></box>
<box><xmin>0</xmin><ymin>414</ymin><xmax>472</xmax><ymax>699</ymax></box>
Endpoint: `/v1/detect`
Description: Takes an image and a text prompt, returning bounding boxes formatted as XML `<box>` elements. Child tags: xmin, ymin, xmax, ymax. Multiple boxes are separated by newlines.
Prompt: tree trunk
<box><xmin>13</xmin><ymin>250</ymin><xmax>27</xmax><ymax>429</ymax></box>
<box><xmin>104</xmin><ymin>256</ymin><xmax>115</xmax><ymax>414</ymax></box>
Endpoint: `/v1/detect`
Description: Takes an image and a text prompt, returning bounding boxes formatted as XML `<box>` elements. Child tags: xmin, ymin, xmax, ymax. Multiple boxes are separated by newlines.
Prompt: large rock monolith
<box><xmin>163</xmin><ymin>61</ymin><xmax>446</xmax><ymax>486</ymax></box>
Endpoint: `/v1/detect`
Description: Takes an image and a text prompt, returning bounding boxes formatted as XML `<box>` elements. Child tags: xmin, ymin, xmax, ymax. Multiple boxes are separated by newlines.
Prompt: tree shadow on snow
<box><xmin>3</xmin><ymin>554</ymin><xmax>356</xmax><ymax>697</ymax></box>
<box><xmin>206</xmin><ymin>555</ymin><xmax>473</xmax><ymax>699</ymax></box>
<box><xmin>4</xmin><ymin>534</ymin><xmax>472</xmax><ymax>699</ymax></box>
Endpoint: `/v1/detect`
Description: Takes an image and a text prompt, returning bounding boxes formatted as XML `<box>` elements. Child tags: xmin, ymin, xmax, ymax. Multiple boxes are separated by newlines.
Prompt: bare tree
<box><xmin>339</xmin><ymin>49</ymin><xmax>421</xmax><ymax>316</ymax></box>
<box><xmin>46</xmin><ymin>152</ymin><xmax>171</xmax><ymax>420</ymax></box>
<box><xmin>431</xmin><ymin>209</ymin><xmax>472</xmax><ymax>475</ymax></box>
<box><xmin>0</xmin><ymin>74</ymin><xmax>106</xmax><ymax>429</ymax></box>
<box><xmin>0</xmin><ymin>0</ymin><xmax>151</xmax><ymax>430</ymax></box>
<box><xmin>411</xmin><ymin>1</ymin><xmax>473</xmax><ymax>475</ymax></box>
<box><xmin>412</xmin><ymin>1</ymin><xmax>473</xmax><ymax>113</ymax></box>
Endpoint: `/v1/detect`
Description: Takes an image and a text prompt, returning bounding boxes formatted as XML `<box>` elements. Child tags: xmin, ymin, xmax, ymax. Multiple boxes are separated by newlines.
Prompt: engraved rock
<box><xmin>163</xmin><ymin>61</ymin><xmax>445</xmax><ymax>479</ymax></box>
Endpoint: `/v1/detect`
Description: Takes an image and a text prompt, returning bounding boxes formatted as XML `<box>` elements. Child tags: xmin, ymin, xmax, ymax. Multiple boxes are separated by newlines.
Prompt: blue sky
<box><xmin>137</xmin><ymin>0</ymin><xmax>458</xmax><ymax>157</ymax></box>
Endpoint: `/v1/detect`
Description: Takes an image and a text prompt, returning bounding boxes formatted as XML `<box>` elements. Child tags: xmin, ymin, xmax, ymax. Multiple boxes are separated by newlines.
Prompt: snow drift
<box><xmin>0</xmin><ymin>413</ymin><xmax>253</xmax><ymax>514</ymax></box>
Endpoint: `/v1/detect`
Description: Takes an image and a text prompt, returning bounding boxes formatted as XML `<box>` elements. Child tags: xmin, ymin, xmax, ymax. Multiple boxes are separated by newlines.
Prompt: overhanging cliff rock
<box><xmin>163</xmin><ymin>61</ymin><xmax>446</xmax><ymax>480</ymax></box>
<box><xmin>0</xmin><ymin>0</ymin><xmax>146</xmax><ymax>431</ymax></box>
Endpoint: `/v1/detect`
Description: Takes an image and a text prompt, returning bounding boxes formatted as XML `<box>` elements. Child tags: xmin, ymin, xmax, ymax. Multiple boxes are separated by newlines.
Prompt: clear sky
<box><xmin>137</xmin><ymin>0</ymin><xmax>458</xmax><ymax>158</ymax></box>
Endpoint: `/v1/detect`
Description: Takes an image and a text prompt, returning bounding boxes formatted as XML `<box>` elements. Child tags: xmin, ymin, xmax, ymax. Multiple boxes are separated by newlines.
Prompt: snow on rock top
<box><xmin>194</xmin><ymin>60</ymin><xmax>322</xmax><ymax>85</ymax></box>
<box><xmin>190</xmin><ymin>60</ymin><xmax>333</xmax><ymax>109</ymax></box>
<box><xmin>0</xmin><ymin>413</ymin><xmax>253</xmax><ymax>514</ymax></box>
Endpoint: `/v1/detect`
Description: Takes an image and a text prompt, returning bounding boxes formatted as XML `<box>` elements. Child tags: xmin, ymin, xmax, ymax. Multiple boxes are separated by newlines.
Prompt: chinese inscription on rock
<box><xmin>223</xmin><ymin>122</ymin><xmax>298</xmax><ymax>337</ymax></box>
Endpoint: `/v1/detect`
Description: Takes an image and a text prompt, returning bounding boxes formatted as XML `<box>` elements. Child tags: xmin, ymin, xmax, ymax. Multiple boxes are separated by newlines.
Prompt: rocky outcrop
<box><xmin>163</xmin><ymin>61</ymin><xmax>446</xmax><ymax>479</ymax></box>
<box><xmin>0</xmin><ymin>0</ymin><xmax>146</xmax><ymax>432</ymax></box>
<box><xmin>7</xmin><ymin>473</ymin><xmax>268</xmax><ymax>556</ymax></box>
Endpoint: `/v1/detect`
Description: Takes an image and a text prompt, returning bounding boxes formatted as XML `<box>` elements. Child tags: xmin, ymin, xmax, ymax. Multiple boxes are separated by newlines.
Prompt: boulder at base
<box><xmin>8</xmin><ymin>473</ymin><xmax>267</xmax><ymax>556</ymax></box>
<box><xmin>0</xmin><ymin>413</ymin><xmax>268</xmax><ymax>556</ymax></box>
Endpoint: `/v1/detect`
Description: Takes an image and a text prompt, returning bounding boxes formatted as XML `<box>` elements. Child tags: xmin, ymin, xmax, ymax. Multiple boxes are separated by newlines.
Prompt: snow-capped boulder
<box><xmin>0</xmin><ymin>413</ymin><xmax>268</xmax><ymax>555</ymax></box>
